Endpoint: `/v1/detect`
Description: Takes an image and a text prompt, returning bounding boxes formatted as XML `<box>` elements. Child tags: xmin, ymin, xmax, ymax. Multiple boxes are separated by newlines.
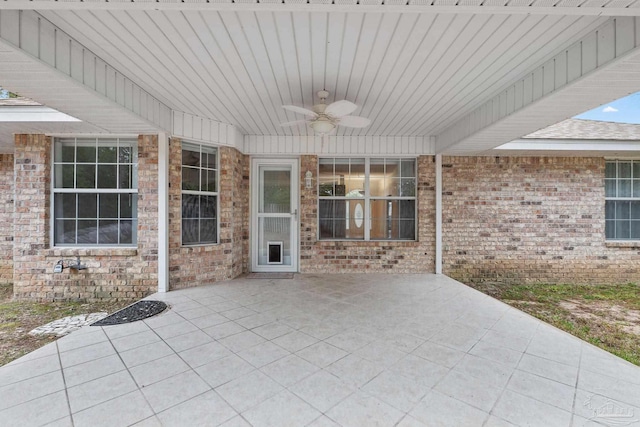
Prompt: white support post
<box><xmin>435</xmin><ymin>154</ymin><xmax>443</xmax><ymax>275</ymax></box>
<box><xmin>158</xmin><ymin>132</ymin><xmax>169</xmax><ymax>293</ymax></box>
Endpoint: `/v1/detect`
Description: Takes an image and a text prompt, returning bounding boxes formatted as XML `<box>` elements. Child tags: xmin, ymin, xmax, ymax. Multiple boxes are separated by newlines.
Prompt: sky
<box><xmin>574</xmin><ymin>91</ymin><xmax>640</xmax><ymax>124</ymax></box>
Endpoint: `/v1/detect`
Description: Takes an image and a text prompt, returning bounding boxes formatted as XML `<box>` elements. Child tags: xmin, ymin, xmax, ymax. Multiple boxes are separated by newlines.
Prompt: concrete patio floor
<box><xmin>1</xmin><ymin>274</ymin><xmax>639</xmax><ymax>427</ymax></box>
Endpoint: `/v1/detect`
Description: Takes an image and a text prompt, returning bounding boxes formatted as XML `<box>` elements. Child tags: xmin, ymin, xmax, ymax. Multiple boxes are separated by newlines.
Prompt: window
<box><xmin>53</xmin><ymin>138</ymin><xmax>138</xmax><ymax>246</ymax></box>
<box><xmin>181</xmin><ymin>143</ymin><xmax>218</xmax><ymax>245</ymax></box>
<box><xmin>318</xmin><ymin>158</ymin><xmax>416</xmax><ymax>240</ymax></box>
<box><xmin>605</xmin><ymin>160</ymin><xmax>640</xmax><ymax>240</ymax></box>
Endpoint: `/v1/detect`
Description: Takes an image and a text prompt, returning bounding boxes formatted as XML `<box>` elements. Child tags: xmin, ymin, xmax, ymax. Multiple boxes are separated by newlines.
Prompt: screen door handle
<box><xmin>291</xmin><ymin>209</ymin><xmax>298</xmax><ymax>219</ymax></box>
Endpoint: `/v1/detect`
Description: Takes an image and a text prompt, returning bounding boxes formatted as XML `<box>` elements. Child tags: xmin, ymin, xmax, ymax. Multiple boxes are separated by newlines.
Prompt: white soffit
<box><xmin>35</xmin><ymin>9</ymin><xmax>607</xmax><ymax>139</ymax></box>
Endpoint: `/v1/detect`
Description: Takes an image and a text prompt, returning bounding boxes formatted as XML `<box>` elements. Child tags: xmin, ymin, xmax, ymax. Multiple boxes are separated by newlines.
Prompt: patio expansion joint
<box><xmin>55</xmin><ymin>340</ymin><xmax>74</xmax><ymax>425</ymax></box>
<box><xmin>485</xmin><ymin>316</ymin><xmax>541</xmax><ymax>420</ymax></box>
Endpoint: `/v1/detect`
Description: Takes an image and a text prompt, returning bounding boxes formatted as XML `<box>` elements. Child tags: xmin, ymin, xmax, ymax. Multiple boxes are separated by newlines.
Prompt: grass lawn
<box><xmin>0</xmin><ymin>284</ymin><xmax>135</xmax><ymax>366</ymax></box>
<box><xmin>466</xmin><ymin>282</ymin><xmax>640</xmax><ymax>366</ymax></box>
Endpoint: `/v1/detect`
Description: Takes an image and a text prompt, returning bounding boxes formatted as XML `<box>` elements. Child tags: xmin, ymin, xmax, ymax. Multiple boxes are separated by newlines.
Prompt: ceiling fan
<box><xmin>280</xmin><ymin>90</ymin><xmax>371</xmax><ymax>135</ymax></box>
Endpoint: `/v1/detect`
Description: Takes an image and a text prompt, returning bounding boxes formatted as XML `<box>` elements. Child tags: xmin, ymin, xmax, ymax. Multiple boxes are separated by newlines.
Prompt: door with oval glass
<box><xmin>251</xmin><ymin>158</ymin><xmax>298</xmax><ymax>272</ymax></box>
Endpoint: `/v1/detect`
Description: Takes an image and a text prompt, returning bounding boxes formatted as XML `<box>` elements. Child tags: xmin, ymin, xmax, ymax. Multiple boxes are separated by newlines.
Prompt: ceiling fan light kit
<box><xmin>281</xmin><ymin>90</ymin><xmax>371</xmax><ymax>136</ymax></box>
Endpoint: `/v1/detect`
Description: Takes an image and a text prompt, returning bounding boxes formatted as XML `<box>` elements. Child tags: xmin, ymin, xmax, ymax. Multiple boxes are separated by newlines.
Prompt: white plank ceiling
<box><xmin>37</xmin><ymin>10</ymin><xmax>607</xmax><ymax>138</ymax></box>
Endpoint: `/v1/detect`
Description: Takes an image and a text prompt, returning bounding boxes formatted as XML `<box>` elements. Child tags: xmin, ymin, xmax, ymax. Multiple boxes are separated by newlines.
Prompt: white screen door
<box><xmin>251</xmin><ymin>158</ymin><xmax>298</xmax><ymax>272</ymax></box>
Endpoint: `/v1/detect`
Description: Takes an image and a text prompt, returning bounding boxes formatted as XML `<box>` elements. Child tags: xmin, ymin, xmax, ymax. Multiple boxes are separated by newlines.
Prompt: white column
<box><xmin>435</xmin><ymin>154</ymin><xmax>443</xmax><ymax>275</ymax></box>
<box><xmin>157</xmin><ymin>132</ymin><xmax>169</xmax><ymax>292</ymax></box>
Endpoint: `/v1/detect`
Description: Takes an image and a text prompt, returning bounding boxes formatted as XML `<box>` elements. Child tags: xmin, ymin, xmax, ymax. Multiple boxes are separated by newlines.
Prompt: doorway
<box><xmin>251</xmin><ymin>158</ymin><xmax>299</xmax><ymax>272</ymax></box>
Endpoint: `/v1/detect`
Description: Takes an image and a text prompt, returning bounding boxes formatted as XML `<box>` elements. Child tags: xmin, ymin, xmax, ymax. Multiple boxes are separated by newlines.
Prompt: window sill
<box><xmin>605</xmin><ymin>241</ymin><xmax>640</xmax><ymax>249</ymax></box>
<box><xmin>47</xmin><ymin>247</ymin><xmax>138</xmax><ymax>257</ymax></box>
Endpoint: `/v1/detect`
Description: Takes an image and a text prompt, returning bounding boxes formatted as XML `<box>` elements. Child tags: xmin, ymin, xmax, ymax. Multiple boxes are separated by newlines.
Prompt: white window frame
<box><xmin>605</xmin><ymin>159</ymin><xmax>640</xmax><ymax>241</ymax></box>
<box><xmin>51</xmin><ymin>137</ymin><xmax>138</xmax><ymax>248</ymax></box>
<box><xmin>318</xmin><ymin>157</ymin><xmax>417</xmax><ymax>241</ymax></box>
<box><xmin>181</xmin><ymin>141</ymin><xmax>220</xmax><ymax>246</ymax></box>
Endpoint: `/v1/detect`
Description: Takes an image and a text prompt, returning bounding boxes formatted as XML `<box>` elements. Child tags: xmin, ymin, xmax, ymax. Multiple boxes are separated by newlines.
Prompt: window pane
<box><xmin>262</xmin><ymin>169</ymin><xmax>290</xmax><ymax>213</ymax></box>
<box><xmin>120</xmin><ymin>194</ymin><xmax>136</xmax><ymax>218</ymax></box>
<box><xmin>119</xmin><ymin>146</ymin><xmax>131</xmax><ymax>163</ymax></box>
<box><xmin>77</xmin><ymin>220</ymin><xmax>97</xmax><ymax>244</ymax></box>
<box><xmin>200</xmin><ymin>219</ymin><xmax>217</xmax><ymax>243</ymax></box>
<box><xmin>202</xmin><ymin>148</ymin><xmax>217</xmax><ymax>169</ymax></box>
<box><xmin>348</xmin><ymin>160</ymin><xmax>365</xmax><ymax>196</ymax></box>
<box><xmin>182</xmin><ymin>219</ymin><xmax>199</xmax><ymax>244</ymax></box>
<box><xmin>182</xmin><ymin>167</ymin><xmax>200</xmax><ymax>191</ymax></box>
<box><xmin>97</xmin><ymin>165</ymin><xmax>117</xmax><ymax>188</ymax></box>
<box><xmin>203</xmin><ymin>169</ymin><xmax>217</xmax><ymax>193</ymax></box>
<box><xmin>401</xmin><ymin>178</ymin><xmax>416</xmax><ymax>197</ymax></box>
<box><xmin>182</xmin><ymin>146</ymin><xmax>200</xmax><ymax>167</ymax></box>
<box><xmin>616</xmin><ymin>220</ymin><xmax>630</xmax><ymax>239</ymax></box>
<box><xmin>632</xmin><ymin>221</ymin><xmax>640</xmax><ymax>239</ymax></box>
<box><xmin>200</xmin><ymin>196</ymin><xmax>217</xmax><ymax>219</ymax></box>
<box><xmin>55</xmin><ymin>142</ymin><xmax>75</xmax><ymax>163</ymax></box>
<box><xmin>98</xmin><ymin>220</ymin><xmax>119</xmax><ymax>244</ymax></box>
<box><xmin>55</xmin><ymin>193</ymin><xmax>76</xmax><ymax>218</ymax></box>
<box><xmin>182</xmin><ymin>195</ymin><xmax>199</xmax><ymax>219</ymax></box>
<box><xmin>318</xmin><ymin>159</ymin><xmax>335</xmax><ymax>197</ymax></box>
<box><xmin>370</xmin><ymin>199</ymin><xmax>415</xmax><ymax>240</ymax></box>
<box><xmin>605</xmin><ymin>162</ymin><xmax>616</xmax><ymax>179</ymax></box>
<box><xmin>54</xmin><ymin>164</ymin><xmax>75</xmax><ymax>189</ymax></box>
<box><xmin>632</xmin><ymin>201</ymin><xmax>640</xmax><ymax>220</ymax></box>
<box><xmin>634</xmin><ymin>161</ymin><xmax>640</xmax><ymax>179</ymax></box>
<box><xmin>319</xmin><ymin>200</ymin><xmax>349</xmax><ymax>239</ymax></box>
<box><xmin>119</xmin><ymin>165</ymin><xmax>132</xmax><ymax>189</ymax></box>
<box><xmin>634</xmin><ymin>180</ymin><xmax>640</xmax><ymax>198</ymax></box>
<box><xmin>386</xmin><ymin>159</ymin><xmax>401</xmax><ymax>177</ymax></box>
<box><xmin>76</xmin><ymin>145</ymin><xmax>96</xmax><ymax>163</ymax></box>
<box><xmin>76</xmin><ymin>165</ymin><xmax>96</xmax><ymax>188</ymax></box>
<box><xmin>78</xmin><ymin>194</ymin><xmax>97</xmax><ymax>218</ymax></box>
<box><xmin>401</xmin><ymin>159</ymin><xmax>416</xmax><ymax>178</ymax></box>
<box><xmin>619</xmin><ymin>179</ymin><xmax>632</xmax><ymax>198</ymax></box>
<box><xmin>99</xmin><ymin>194</ymin><xmax>118</xmax><ymax>218</ymax></box>
<box><xmin>98</xmin><ymin>145</ymin><xmax>117</xmax><ymax>163</ymax></box>
<box><xmin>120</xmin><ymin>220</ymin><xmax>134</xmax><ymax>244</ymax></box>
<box><xmin>605</xmin><ymin>200</ymin><xmax>616</xmax><ymax>220</ymax></box>
<box><xmin>605</xmin><ymin>179</ymin><xmax>616</xmax><ymax>197</ymax></box>
<box><xmin>616</xmin><ymin>201</ymin><xmax>630</xmax><ymax>220</ymax></box>
<box><xmin>619</xmin><ymin>162</ymin><xmax>632</xmax><ymax>178</ymax></box>
<box><xmin>605</xmin><ymin>220</ymin><xmax>615</xmax><ymax>239</ymax></box>
<box><xmin>55</xmin><ymin>220</ymin><xmax>76</xmax><ymax>244</ymax></box>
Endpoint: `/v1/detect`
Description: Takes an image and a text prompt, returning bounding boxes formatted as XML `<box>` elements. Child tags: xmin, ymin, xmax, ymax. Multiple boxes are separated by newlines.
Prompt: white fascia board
<box><xmin>0</xmin><ymin>106</ymin><xmax>81</xmax><ymax>122</ymax></box>
<box><xmin>3</xmin><ymin>2</ymin><xmax>640</xmax><ymax>17</ymax></box>
<box><xmin>496</xmin><ymin>139</ymin><xmax>640</xmax><ymax>152</ymax></box>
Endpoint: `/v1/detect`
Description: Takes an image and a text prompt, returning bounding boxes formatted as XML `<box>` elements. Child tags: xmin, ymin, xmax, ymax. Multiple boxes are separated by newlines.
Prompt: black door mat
<box><xmin>246</xmin><ymin>273</ymin><xmax>294</xmax><ymax>279</ymax></box>
<box><xmin>91</xmin><ymin>300</ymin><xmax>168</xmax><ymax>326</ymax></box>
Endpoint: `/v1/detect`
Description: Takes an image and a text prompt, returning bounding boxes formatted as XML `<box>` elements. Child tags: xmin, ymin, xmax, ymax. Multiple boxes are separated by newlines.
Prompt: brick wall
<box><xmin>0</xmin><ymin>154</ymin><xmax>13</xmax><ymax>285</ymax></box>
<box><xmin>443</xmin><ymin>156</ymin><xmax>640</xmax><ymax>285</ymax></box>
<box><xmin>168</xmin><ymin>140</ymin><xmax>249</xmax><ymax>289</ymax></box>
<box><xmin>12</xmin><ymin>135</ymin><xmax>159</xmax><ymax>301</ymax></box>
<box><xmin>299</xmin><ymin>155</ymin><xmax>436</xmax><ymax>273</ymax></box>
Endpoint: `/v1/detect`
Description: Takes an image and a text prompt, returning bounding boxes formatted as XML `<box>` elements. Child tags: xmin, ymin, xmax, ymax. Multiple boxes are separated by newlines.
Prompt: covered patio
<box><xmin>1</xmin><ymin>274</ymin><xmax>639</xmax><ymax>426</ymax></box>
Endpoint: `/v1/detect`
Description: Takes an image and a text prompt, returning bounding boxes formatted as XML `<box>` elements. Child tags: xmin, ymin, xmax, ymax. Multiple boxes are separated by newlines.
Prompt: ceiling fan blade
<box><xmin>282</xmin><ymin>105</ymin><xmax>317</xmax><ymax>117</ymax></box>
<box><xmin>338</xmin><ymin>115</ymin><xmax>371</xmax><ymax>128</ymax></box>
<box><xmin>325</xmin><ymin>100</ymin><xmax>358</xmax><ymax>117</ymax></box>
<box><xmin>280</xmin><ymin>120</ymin><xmax>308</xmax><ymax>128</ymax></box>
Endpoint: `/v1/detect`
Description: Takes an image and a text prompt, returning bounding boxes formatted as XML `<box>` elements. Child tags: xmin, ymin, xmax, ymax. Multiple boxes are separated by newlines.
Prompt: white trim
<box><xmin>158</xmin><ymin>132</ymin><xmax>169</xmax><ymax>293</ymax></box>
<box><xmin>250</xmin><ymin>158</ymin><xmax>299</xmax><ymax>273</ymax></box>
<box><xmin>3</xmin><ymin>2</ymin><xmax>640</xmax><ymax>17</ymax></box>
<box><xmin>46</xmin><ymin>133</ymin><xmax>140</xmax><ymax>139</ymax></box>
<box><xmin>435</xmin><ymin>154</ymin><xmax>442</xmax><ymax>275</ymax></box>
<box><xmin>0</xmin><ymin>106</ymin><xmax>80</xmax><ymax>122</ymax></box>
<box><xmin>496</xmin><ymin>140</ymin><xmax>640</xmax><ymax>152</ymax></box>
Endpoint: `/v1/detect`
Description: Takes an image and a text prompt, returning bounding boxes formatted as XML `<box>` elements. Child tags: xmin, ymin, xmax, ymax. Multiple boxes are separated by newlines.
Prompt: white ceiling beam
<box><xmin>0</xmin><ymin>9</ymin><xmax>171</xmax><ymax>133</ymax></box>
<box><xmin>436</xmin><ymin>16</ymin><xmax>640</xmax><ymax>155</ymax></box>
<box><xmin>3</xmin><ymin>1</ymin><xmax>640</xmax><ymax>16</ymax></box>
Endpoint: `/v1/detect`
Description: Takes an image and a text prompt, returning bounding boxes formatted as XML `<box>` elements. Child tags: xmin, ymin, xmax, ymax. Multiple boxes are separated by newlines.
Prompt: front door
<box><xmin>251</xmin><ymin>158</ymin><xmax>299</xmax><ymax>272</ymax></box>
